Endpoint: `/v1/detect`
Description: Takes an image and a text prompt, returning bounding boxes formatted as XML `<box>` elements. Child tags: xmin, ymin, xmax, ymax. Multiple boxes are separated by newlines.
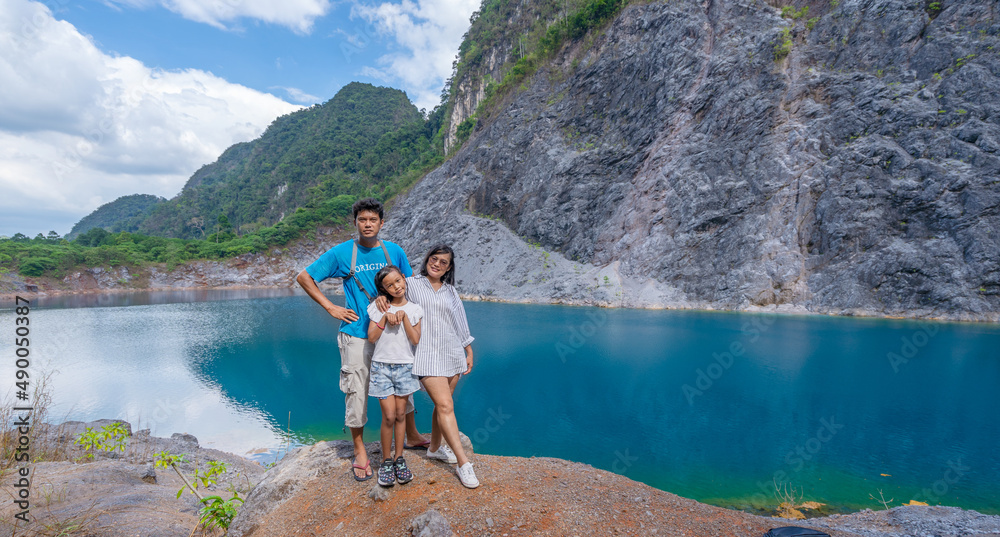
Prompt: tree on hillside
<box><xmin>75</xmin><ymin>227</ymin><xmax>113</xmax><ymax>247</ymax></box>
<box><xmin>188</xmin><ymin>217</ymin><xmax>206</xmax><ymax>239</ymax></box>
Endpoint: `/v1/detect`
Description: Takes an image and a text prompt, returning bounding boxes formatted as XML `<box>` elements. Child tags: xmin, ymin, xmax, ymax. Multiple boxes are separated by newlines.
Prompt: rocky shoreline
<box><xmin>3</xmin><ymin>264</ymin><xmax>997</xmax><ymax>324</ymax></box>
<box><xmin>4</xmin><ymin>420</ymin><xmax>999</xmax><ymax>536</ymax></box>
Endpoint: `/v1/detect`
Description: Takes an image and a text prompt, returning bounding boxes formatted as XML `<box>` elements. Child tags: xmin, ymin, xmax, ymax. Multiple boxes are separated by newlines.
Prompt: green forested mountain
<box><xmin>82</xmin><ymin>82</ymin><xmax>446</xmax><ymax>240</ymax></box>
<box><xmin>66</xmin><ymin>194</ymin><xmax>166</xmax><ymax>239</ymax></box>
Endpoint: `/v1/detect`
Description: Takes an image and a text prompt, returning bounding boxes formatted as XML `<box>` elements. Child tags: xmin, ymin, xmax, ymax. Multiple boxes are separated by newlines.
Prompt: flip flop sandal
<box><xmin>351</xmin><ymin>456</ymin><xmax>373</xmax><ymax>481</ymax></box>
<box><xmin>404</xmin><ymin>440</ymin><xmax>430</xmax><ymax>450</ymax></box>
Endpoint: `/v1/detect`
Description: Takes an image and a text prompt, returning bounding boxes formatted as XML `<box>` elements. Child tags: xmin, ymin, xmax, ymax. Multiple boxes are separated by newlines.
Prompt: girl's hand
<box><xmin>384</xmin><ymin>312</ymin><xmax>401</xmax><ymax>326</ymax></box>
<box><xmin>374</xmin><ymin>295</ymin><xmax>390</xmax><ymax>313</ymax></box>
<box><xmin>399</xmin><ymin>311</ymin><xmax>409</xmax><ymax>325</ymax></box>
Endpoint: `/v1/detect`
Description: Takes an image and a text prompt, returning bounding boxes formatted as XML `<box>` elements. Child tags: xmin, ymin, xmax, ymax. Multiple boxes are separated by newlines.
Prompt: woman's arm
<box><xmin>449</xmin><ymin>286</ymin><xmax>475</xmax><ymax>348</ymax></box>
<box><xmin>464</xmin><ymin>344</ymin><xmax>474</xmax><ymax>374</ymax></box>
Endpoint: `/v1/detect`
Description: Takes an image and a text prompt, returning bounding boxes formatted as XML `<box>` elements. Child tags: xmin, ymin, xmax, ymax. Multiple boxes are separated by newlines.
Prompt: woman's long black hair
<box><xmin>420</xmin><ymin>244</ymin><xmax>456</xmax><ymax>285</ymax></box>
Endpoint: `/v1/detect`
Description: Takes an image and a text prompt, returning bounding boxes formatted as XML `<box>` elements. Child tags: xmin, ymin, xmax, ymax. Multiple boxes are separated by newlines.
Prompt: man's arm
<box><xmin>296</xmin><ymin>270</ymin><xmax>359</xmax><ymax>323</ymax></box>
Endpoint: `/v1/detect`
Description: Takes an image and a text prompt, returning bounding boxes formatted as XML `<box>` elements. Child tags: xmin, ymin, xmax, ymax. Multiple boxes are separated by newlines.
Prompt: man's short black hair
<box><xmin>352</xmin><ymin>197</ymin><xmax>384</xmax><ymax>220</ymax></box>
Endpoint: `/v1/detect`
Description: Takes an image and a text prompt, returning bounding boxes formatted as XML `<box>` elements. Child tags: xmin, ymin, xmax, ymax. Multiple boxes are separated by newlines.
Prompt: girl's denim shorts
<box><xmin>369</xmin><ymin>361</ymin><xmax>420</xmax><ymax>398</ymax></box>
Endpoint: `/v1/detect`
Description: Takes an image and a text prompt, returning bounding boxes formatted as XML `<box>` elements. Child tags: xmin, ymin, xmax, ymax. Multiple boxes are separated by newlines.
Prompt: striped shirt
<box><xmin>406</xmin><ymin>275</ymin><xmax>474</xmax><ymax>377</ymax></box>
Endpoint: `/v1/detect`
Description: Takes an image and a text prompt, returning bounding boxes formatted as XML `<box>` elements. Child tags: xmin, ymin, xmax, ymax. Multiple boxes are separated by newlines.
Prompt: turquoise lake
<box><xmin>3</xmin><ymin>291</ymin><xmax>998</xmax><ymax>514</ymax></box>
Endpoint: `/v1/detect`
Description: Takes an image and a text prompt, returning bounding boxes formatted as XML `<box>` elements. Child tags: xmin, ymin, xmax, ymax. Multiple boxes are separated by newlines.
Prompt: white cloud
<box><xmin>358</xmin><ymin>65</ymin><xmax>391</xmax><ymax>83</ymax></box>
<box><xmin>352</xmin><ymin>0</ymin><xmax>479</xmax><ymax>111</ymax></box>
<box><xmin>0</xmin><ymin>0</ymin><xmax>302</xmax><ymax>236</ymax></box>
<box><xmin>104</xmin><ymin>0</ymin><xmax>332</xmax><ymax>34</ymax></box>
<box><xmin>271</xmin><ymin>86</ymin><xmax>322</xmax><ymax>104</ymax></box>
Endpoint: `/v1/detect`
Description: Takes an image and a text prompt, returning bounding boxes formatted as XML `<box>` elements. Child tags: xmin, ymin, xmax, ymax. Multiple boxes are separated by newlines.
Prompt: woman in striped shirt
<box><xmin>380</xmin><ymin>244</ymin><xmax>479</xmax><ymax>488</ymax></box>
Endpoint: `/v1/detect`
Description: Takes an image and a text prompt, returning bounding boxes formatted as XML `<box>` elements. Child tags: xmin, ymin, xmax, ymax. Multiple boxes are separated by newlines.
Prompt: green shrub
<box><xmin>774</xmin><ymin>27</ymin><xmax>793</xmax><ymax>60</ymax></box>
<box><xmin>455</xmin><ymin>117</ymin><xmax>477</xmax><ymax>144</ymax></box>
<box><xmin>19</xmin><ymin>257</ymin><xmax>56</xmax><ymax>277</ymax></box>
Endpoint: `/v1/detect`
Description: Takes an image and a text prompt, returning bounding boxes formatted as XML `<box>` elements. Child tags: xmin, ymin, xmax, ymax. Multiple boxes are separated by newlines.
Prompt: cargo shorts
<box><xmin>338</xmin><ymin>332</ymin><xmax>374</xmax><ymax>428</ymax></box>
<box><xmin>337</xmin><ymin>332</ymin><xmax>414</xmax><ymax>428</ymax></box>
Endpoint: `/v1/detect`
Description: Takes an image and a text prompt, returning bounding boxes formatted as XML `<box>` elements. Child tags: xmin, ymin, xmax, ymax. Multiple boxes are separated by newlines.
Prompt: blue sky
<box><xmin>0</xmin><ymin>0</ymin><xmax>478</xmax><ymax>237</ymax></box>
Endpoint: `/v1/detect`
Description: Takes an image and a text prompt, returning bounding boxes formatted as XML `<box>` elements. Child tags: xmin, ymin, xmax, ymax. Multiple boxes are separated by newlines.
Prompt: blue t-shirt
<box><xmin>305</xmin><ymin>239</ymin><xmax>412</xmax><ymax>339</ymax></box>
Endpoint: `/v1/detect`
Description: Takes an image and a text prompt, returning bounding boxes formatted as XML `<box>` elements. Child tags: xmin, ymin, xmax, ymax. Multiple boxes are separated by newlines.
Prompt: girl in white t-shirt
<box><xmin>367</xmin><ymin>265</ymin><xmax>423</xmax><ymax>487</ymax></box>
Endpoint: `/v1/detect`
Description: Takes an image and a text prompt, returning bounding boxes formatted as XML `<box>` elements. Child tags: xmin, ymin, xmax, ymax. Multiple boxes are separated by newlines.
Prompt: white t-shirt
<box><xmin>367</xmin><ymin>301</ymin><xmax>424</xmax><ymax>364</ymax></box>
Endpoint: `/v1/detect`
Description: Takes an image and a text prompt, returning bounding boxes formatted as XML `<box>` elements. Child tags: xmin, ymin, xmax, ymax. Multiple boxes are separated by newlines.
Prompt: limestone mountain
<box><xmin>72</xmin><ymin>82</ymin><xmax>442</xmax><ymax>240</ymax></box>
<box><xmin>65</xmin><ymin>194</ymin><xmax>165</xmax><ymax>240</ymax></box>
<box><xmin>385</xmin><ymin>0</ymin><xmax>1000</xmax><ymax>320</ymax></box>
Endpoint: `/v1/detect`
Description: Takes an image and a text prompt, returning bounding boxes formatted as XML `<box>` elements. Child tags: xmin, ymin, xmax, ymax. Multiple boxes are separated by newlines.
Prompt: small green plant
<box><xmin>74</xmin><ymin>422</ymin><xmax>129</xmax><ymax>460</ymax></box>
<box><xmin>806</xmin><ymin>17</ymin><xmax>820</xmax><ymax>30</ymax></box>
<box><xmin>780</xmin><ymin>5</ymin><xmax>809</xmax><ymax>19</ymax></box>
<box><xmin>831</xmin><ymin>0</ymin><xmax>840</xmax><ymax>7</ymax></box>
<box><xmin>155</xmin><ymin>450</ymin><xmax>244</xmax><ymax>532</ymax></box>
<box><xmin>199</xmin><ymin>493</ymin><xmax>244</xmax><ymax>531</ymax></box>
<box><xmin>955</xmin><ymin>53</ymin><xmax>976</xmax><ymax>68</ymax></box>
<box><xmin>603</xmin><ymin>275</ymin><xmax>610</xmax><ymax>286</ymax></box>
<box><xmin>775</xmin><ymin>27</ymin><xmax>793</xmax><ymax>61</ymax></box>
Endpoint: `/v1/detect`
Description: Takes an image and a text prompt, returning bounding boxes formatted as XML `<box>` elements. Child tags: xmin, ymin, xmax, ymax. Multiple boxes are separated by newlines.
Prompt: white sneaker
<box><xmin>427</xmin><ymin>443</ymin><xmax>457</xmax><ymax>464</ymax></box>
<box><xmin>456</xmin><ymin>462</ymin><xmax>480</xmax><ymax>489</ymax></box>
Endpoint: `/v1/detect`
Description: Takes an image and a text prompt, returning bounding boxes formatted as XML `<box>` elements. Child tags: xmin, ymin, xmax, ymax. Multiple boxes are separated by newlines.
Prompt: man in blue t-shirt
<box><xmin>296</xmin><ymin>198</ymin><xmax>426</xmax><ymax>480</ymax></box>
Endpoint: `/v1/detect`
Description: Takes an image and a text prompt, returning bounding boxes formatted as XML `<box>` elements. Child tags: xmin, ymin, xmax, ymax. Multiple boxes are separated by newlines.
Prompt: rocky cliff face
<box><xmin>387</xmin><ymin>0</ymin><xmax>1000</xmax><ymax>321</ymax></box>
<box><xmin>444</xmin><ymin>0</ymin><xmax>529</xmax><ymax>152</ymax></box>
<box><xmin>445</xmin><ymin>44</ymin><xmax>510</xmax><ymax>152</ymax></box>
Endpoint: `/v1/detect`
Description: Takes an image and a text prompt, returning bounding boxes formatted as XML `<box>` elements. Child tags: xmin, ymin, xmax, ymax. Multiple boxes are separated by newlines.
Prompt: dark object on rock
<box><xmin>763</xmin><ymin>527</ymin><xmax>831</xmax><ymax>537</ymax></box>
<box><xmin>409</xmin><ymin>509</ymin><xmax>454</xmax><ymax>537</ymax></box>
<box><xmin>170</xmin><ymin>432</ymin><xmax>198</xmax><ymax>447</ymax></box>
<box><xmin>140</xmin><ymin>463</ymin><xmax>156</xmax><ymax>484</ymax></box>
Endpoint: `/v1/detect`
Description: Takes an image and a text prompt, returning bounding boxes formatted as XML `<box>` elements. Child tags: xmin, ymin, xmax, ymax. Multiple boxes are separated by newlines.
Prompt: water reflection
<box><xmin>2</xmin><ymin>292</ymin><xmax>998</xmax><ymax>513</ymax></box>
<box><xmin>26</xmin><ymin>287</ymin><xmax>301</xmax><ymax>310</ymax></box>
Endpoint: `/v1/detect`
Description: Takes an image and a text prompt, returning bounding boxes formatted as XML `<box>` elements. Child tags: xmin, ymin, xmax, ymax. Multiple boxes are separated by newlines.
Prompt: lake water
<box><xmin>3</xmin><ymin>291</ymin><xmax>998</xmax><ymax>514</ymax></box>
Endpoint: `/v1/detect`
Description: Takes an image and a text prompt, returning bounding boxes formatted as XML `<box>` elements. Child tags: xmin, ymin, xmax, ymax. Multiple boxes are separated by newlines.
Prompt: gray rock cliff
<box><xmin>387</xmin><ymin>0</ymin><xmax>1000</xmax><ymax>321</ymax></box>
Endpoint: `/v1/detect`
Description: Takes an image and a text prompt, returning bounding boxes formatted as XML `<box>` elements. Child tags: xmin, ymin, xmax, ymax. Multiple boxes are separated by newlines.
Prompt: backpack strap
<box><xmin>343</xmin><ymin>240</ymin><xmax>394</xmax><ymax>303</ymax></box>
